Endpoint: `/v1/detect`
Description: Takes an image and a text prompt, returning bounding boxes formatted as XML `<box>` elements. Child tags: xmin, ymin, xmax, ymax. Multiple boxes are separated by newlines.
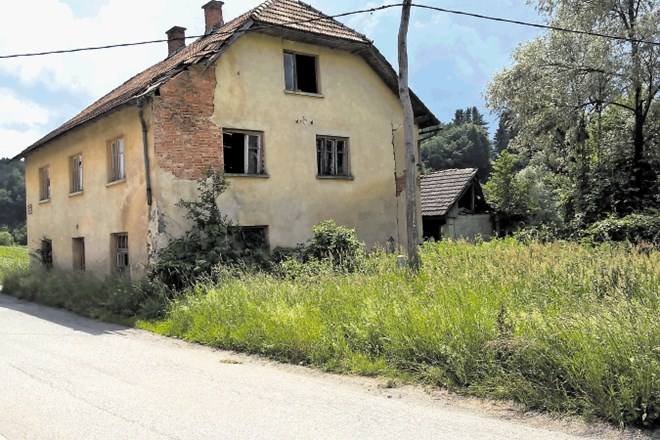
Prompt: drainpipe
<box><xmin>137</xmin><ymin>98</ymin><xmax>153</xmax><ymax>206</ymax></box>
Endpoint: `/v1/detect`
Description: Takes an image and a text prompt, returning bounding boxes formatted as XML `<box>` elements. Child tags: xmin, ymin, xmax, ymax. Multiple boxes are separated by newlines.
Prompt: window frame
<box><xmin>316</xmin><ymin>135</ymin><xmax>352</xmax><ymax>178</ymax></box>
<box><xmin>109</xmin><ymin>137</ymin><xmax>126</xmax><ymax>183</ymax></box>
<box><xmin>283</xmin><ymin>51</ymin><xmax>321</xmax><ymax>95</ymax></box>
<box><xmin>222</xmin><ymin>129</ymin><xmax>266</xmax><ymax>176</ymax></box>
<box><xmin>113</xmin><ymin>233</ymin><xmax>129</xmax><ymax>276</ymax></box>
<box><xmin>70</xmin><ymin>154</ymin><xmax>83</xmax><ymax>194</ymax></box>
<box><xmin>39</xmin><ymin>167</ymin><xmax>51</xmax><ymax>201</ymax></box>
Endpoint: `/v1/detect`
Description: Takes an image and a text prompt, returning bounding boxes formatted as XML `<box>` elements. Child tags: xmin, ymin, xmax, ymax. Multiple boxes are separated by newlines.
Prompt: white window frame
<box><xmin>39</xmin><ymin>167</ymin><xmax>50</xmax><ymax>201</ymax></box>
<box><xmin>70</xmin><ymin>154</ymin><xmax>83</xmax><ymax>193</ymax></box>
<box><xmin>110</xmin><ymin>138</ymin><xmax>125</xmax><ymax>182</ymax></box>
<box><xmin>316</xmin><ymin>136</ymin><xmax>350</xmax><ymax>177</ymax></box>
<box><xmin>223</xmin><ymin>130</ymin><xmax>264</xmax><ymax>175</ymax></box>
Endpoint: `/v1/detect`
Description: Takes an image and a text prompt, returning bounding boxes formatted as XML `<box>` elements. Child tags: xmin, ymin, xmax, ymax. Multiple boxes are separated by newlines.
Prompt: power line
<box><xmin>0</xmin><ymin>2</ymin><xmax>657</xmax><ymax>60</ymax></box>
<box><xmin>412</xmin><ymin>4</ymin><xmax>660</xmax><ymax>46</ymax></box>
<box><xmin>0</xmin><ymin>4</ymin><xmax>400</xmax><ymax>60</ymax></box>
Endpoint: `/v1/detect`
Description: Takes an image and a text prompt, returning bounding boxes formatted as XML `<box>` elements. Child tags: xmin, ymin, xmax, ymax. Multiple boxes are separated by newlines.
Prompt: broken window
<box><xmin>70</xmin><ymin>154</ymin><xmax>83</xmax><ymax>193</ymax></box>
<box><xmin>113</xmin><ymin>233</ymin><xmax>129</xmax><ymax>276</ymax></box>
<box><xmin>284</xmin><ymin>52</ymin><xmax>319</xmax><ymax>94</ymax></box>
<box><xmin>109</xmin><ymin>138</ymin><xmax>125</xmax><ymax>182</ymax></box>
<box><xmin>39</xmin><ymin>167</ymin><xmax>50</xmax><ymax>201</ymax></box>
<box><xmin>72</xmin><ymin>237</ymin><xmax>85</xmax><ymax>271</ymax></box>
<box><xmin>223</xmin><ymin>130</ymin><xmax>264</xmax><ymax>175</ymax></box>
<box><xmin>40</xmin><ymin>239</ymin><xmax>53</xmax><ymax>269</ymax></box>
<box><xmin>316</xmin><ymin>136</ymin><xmax>350</xmax><ymax>177</ymax></box>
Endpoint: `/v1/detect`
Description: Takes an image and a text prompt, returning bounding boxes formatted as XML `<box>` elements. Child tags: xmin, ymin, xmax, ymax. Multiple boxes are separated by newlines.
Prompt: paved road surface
<box><xmin>0</xmin><ymin>294</ymin><xmax>646</xmax><ymax>439</ymax></box>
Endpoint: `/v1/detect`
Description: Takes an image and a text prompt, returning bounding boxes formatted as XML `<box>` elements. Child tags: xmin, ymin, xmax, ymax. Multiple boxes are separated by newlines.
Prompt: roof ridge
<box><xmin>15</xmin><ymin>0</ymin><xmax>435</xmax><ymax>159</ymax></box>
<box><xmin>252</xmin><ymin>0</ymin><xmax>280</xmax><ymax>17</ymax></box>
<box><xmin>295</xmin><ymin>0</ymin><xmax>371</xmax><ymax>42</ymax></box>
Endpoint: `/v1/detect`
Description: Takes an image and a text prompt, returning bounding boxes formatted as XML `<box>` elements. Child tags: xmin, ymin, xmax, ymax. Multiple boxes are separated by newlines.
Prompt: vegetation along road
<box><xmin>1</xmin><ymin>293</ymin><xmax>649</xmax><ymax>440</ymax></box>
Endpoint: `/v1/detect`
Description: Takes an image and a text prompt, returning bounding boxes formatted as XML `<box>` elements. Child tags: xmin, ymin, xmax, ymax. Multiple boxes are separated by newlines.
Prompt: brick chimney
<box><xmin>202</xmin><ymin>1</ymin><xmax>224</xmax><ymax>34</ymax></box>
<box><xmin>166</xmin><ymin>26</ymin><xmax>187</xmax><ymax>57</ymax></box>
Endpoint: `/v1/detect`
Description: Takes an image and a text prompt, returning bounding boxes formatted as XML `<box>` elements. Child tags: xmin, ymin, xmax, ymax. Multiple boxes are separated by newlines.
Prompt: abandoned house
<box><xmin>420</xmin><ymin>168</ymin><xmax>493</xmax><ymax>241</ymax></box>
<box><xmin>16</xmin><ymin>0</ymin><xmax>437</xmax><ymax>277</ymax></box>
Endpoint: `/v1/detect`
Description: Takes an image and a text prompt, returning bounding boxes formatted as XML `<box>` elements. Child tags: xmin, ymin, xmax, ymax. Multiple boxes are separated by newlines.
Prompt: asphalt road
<box><xmin>0</xmin><ymin>294</ymin><xmax>648</xmax><ymax>440</ymax></box>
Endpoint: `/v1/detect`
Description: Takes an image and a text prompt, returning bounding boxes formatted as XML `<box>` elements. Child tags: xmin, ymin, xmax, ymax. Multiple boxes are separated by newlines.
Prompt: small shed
<box><xmin>420</xmin><ymin>168</ymin><xmax>494</xmax><ymax>241</ymax></box>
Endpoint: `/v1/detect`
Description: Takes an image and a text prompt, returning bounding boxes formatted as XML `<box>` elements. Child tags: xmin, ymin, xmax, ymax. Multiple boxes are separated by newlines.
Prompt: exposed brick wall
<box><xmin>395</xmin><ymin>170</ymin><xmax>406</xmax><ymax>197</ymax></box>
<box><xmin>152</xmin><ymin>64</ymin><xmax>222</xmax><ymax>179</ymax></box>
<box><xmin>395</xmin><ymin>170</ymin><xmax>421</xmax><ymax>197</ymax></box>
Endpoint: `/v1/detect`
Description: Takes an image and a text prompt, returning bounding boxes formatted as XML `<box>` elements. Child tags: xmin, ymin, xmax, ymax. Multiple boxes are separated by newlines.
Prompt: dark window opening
<box><xmin>223</xmin><ymin>131</ymin><xmax>263</xmax><ymax>175</ymax></box>
<box><xmin>284</xmin><ymin>52</ymin><xmax>319</xmax><ymax>94</ymax></box>
<box><xmin>423</xmin><ymin>217</ymin><xmax>445</xmax><ymax>241</ymax></box>
<box><xmin>40</xmin><ymin>239</ymin><xmax>53</xmax><ymax>269</ymax></box>
<box><xmin>229</xmin><ymin>226</ymin><xmax>269</xmax><ymax>251</ymax></box>
<box><xmin>458</xmin><ymin>184</ymin><xmax>476</xmax><ymax>213</ymax></box>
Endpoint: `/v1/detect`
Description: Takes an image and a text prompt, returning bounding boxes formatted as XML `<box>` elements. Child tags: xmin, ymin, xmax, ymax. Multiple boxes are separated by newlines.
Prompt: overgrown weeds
<box><xmin>2</xmin><ymin>269</ymin><xmax>176</xmax><ymax>322</ymax></box>
<box><xmin>144</xmin><ymin>239</ymin><xmax>659</xmax><ymax>429</ymax></box>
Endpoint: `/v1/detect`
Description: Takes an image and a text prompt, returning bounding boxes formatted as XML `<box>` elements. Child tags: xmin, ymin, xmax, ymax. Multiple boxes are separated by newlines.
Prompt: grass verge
<box><xmin>141</xmin><ymin>240</ymin><xmax>659</xmax><ymax>429</ymax></box>
<box><xmin>0</xmin><ymin>246</ymin><xmax>28</xmax><ymax>281</ymax></box>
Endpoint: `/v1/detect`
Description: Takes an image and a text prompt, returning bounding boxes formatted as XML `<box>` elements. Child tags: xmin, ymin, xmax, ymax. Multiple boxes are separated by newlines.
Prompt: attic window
<box><xmin>284</xmin><ymin>52</ymin><xmax>319</xmax><ymax>94</ymax></box>
<box><xmin>223</xmin><ymin>130</ymin><xmax>264</xmax><ymax>175</ymax></box>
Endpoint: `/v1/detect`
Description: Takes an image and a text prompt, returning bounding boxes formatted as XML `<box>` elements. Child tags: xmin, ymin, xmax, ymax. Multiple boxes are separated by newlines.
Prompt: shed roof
<box><xmin>420</xmin><ymin>168</ymin><xmax>479</xmax><ymax>217</ymax></box>
<box><xmin>15</xmin><ymin>0</ymin><xmax>437</xmax><ymax>159</ymax></box>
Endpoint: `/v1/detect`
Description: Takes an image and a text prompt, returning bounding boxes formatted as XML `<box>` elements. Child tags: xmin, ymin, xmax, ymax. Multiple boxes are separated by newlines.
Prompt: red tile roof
<box><xmin>420</xmin><ymin>168</ymin><xmax>479</xmax><ymax>216</ymax></box>
<box><xmin>16</xmin><ymin>0</ymin><xmax>435</xmax><ymax>159</ymax></box>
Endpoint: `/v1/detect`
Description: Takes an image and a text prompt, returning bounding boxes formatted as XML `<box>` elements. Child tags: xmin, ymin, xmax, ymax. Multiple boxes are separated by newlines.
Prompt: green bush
<box><xmin>585</xmin><ymin>212</ymin><xmax>660</xmax><ymax>245</ymax></box>
<box><xmin>303</xmin><ymin>220</ymin><xmax>363</xmax><ymax>271</ymax></box>
<box><xmin>151</xmin><ymin>168</ymin><xmax>270</xmax><ymax>288</ymax></box>
<box><xmin>11</xmin><ymin>224</ymin><xmax>27</xmax><ymax>245</ymax></box>
<box><xmin>2</xmin><ymin>269</ymin><xmax>176</xmax><ymax>320</ymax></box>
<box><xmin>0</xmin><ymin>230</ymin><xmax>14</xmax><ymax>246</ymax></box>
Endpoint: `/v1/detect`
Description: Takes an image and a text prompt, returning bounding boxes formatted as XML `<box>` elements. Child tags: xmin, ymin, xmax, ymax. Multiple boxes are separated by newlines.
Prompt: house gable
<box><xmin>15</xmin><ymin>0</ymin><xmax>437</xmax><ymax>161</ymax></box>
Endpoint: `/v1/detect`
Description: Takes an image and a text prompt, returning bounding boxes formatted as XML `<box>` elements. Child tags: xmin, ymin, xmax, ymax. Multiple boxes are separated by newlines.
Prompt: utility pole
<box><xmin>398</xmin><ymin>0</ymin><xmax>420</xmax><ymax>270</ymax></box>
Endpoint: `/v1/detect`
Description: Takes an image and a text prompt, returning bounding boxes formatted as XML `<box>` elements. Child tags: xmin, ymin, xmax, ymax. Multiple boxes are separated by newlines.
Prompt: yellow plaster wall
<box><xmin>24</xmin><ymin>106</ymin><xmax>152</xmax><ymax>276</ymax></box>
<box><xmin>156</xmin><ymin>33</ymin><xmax>419</xmax><ymax>249</ymax></box>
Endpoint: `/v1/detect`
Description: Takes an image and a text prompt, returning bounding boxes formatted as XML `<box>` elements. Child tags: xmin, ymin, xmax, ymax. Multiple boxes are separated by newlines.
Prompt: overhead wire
<box><xmin>0</xmin><ymin>2</ymin><xmax>658</xmax><ymax>60</ymax></box>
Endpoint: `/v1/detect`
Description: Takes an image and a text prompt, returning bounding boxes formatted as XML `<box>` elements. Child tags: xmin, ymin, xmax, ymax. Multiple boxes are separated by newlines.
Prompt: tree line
<box><xmin>422</xmin><ymin>0</ymin><xmax>659</xmax><ymax>238</ymax></box>
<box><xmin>0</xmin><ymin>158</ymin><xmax>26</xmax><ymax>245</ymax></box>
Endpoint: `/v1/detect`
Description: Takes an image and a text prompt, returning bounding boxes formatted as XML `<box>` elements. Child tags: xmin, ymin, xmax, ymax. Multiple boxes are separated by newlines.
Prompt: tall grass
<box><xmin>145</xmin><ymin>240</ymin><xmax>660</xmax><ymax>428</ymax></box>
<box><xmin>0</xmin><ymin>246</ymin><xmax>28</xmax><ymax>281</ymax></box>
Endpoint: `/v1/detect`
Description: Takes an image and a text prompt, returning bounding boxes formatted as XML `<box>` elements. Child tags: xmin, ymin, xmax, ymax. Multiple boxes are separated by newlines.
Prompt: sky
<box><xmin>0</xmin><ymin>0</ymin><xmax>544</xmax><ymax>159</ymax></box>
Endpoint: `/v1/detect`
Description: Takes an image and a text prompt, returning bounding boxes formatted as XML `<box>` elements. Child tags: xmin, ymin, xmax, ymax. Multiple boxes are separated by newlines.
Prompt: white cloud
<box><xmin>0</xmin><ymin>88</ymin><xmax>51</xmax><ymax>128</ymax></box>
<box><xmin>0</xmin><ymin>0</ymin><xmax>263</xmax><ymax>100</ymax></box>
<box><xmin>345</xmin><ymin>0</ymin><xmax>398</xmax><ymax>38</ymax></box>
<box><xmin>0</xmin><ymin>127</ymin><xmax>43</xmax><ymax>158</ymax></box>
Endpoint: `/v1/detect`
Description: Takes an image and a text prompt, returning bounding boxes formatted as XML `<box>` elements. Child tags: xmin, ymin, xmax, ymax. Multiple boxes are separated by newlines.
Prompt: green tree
<box><xmin>0</xmin><ymin>158</ymin><xmax>26</xmax><ymax>243</ymax></box>
<box><xmin>453</xmin><ymin>106</ymin><xmax>488</xmax><ymax>128</ymax></box>
<box><xmin>488</xmin><ymin>0</ymin><xmax>660</xmax><ymax>226</ymax></box>
<box><xmin>483</xmin><ymin>151</ymin><xmax>528</xmax><ymax>217</ymax></box>
<box><xmin>421</xmin><ymin>123</ymin><xmax>492</xmax><ymax>180</ymax></box>
<box><xmin>493</xmin><ymin>110</ymin><xmax>518</xmax><ymax>155</ymax></box>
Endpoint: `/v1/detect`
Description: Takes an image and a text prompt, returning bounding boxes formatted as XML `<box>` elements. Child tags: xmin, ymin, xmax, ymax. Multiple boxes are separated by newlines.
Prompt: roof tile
<box><xmin>16</xmin><ymin>0</ymin><xmax>432</xmax><ymax>159</ymax></box>
<box><xmin>420</xmin><ymin>168</ymin><xmax>478</xmax><ymax>216</ymax></box>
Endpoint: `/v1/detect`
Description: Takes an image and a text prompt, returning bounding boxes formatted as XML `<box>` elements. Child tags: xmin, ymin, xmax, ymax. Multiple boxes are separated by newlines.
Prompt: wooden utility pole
<box><xmin>398</xmin><ymin>0</ymin><xmax>420</xmax><ymax>269</ymax></box>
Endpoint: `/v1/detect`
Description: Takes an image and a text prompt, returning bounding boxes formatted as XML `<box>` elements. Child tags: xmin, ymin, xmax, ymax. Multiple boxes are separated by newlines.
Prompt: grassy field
<box><xmin>143</xmin><ymin>240</ymin><xmax>660</xmax><ymax>428</ymax></box>
<box><xmin>0</xmin><ymin>246</ymin><xmax>28</xmax><ymax>281</ymax></box>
